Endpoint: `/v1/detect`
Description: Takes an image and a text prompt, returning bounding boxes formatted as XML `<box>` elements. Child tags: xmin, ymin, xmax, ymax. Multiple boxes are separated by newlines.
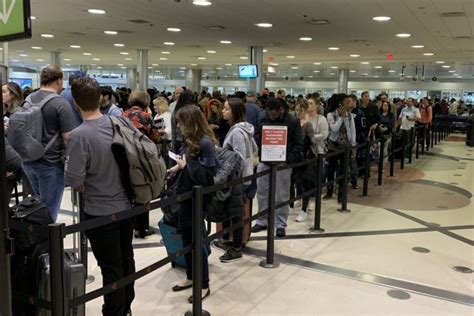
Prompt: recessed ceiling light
<box><xmin>269</xmin><ymin>63</ymin><xmax>278</xmax><ymax>66</ymax></box>
<box><xmin>120</xmin><ymin>52</ymin><xmax>129</xmax><ymax>55</ymax></box>
<box><xmin>114</xmin><ymin>43</ymin><xmax>125</xmax><ymax>47</ymax></box>
<box><xmin>220</xmin><ymin>40</ymin><xmax>231</xmax><ymax>44</ymax></box>
<box><xmin>435</xmin><ymin>61</ymin><xmax>445</xmax><ymax>64</ymax></box>
<box><xmin>164</xmin><ymin>42</ymin><xmax>175</xmax><ymax>46</ymax></box>
<box><xmin>161</xmin><ymin>51</ymin><xmax>171</xmax><ymax>54</ymax></box>
<box><xmin>148</xmin><ymin>67</ymin><xmax>153</xmax><ymax>70</ymax></box>
<box><xmin>373</xmin><ymin>75</ymin><xmax>380</xmax><ymax>78</ymax></box>
<box><xmin>313</xmin><ymin>62</ymin><xmax>322</xmax><ymax>65</ymax></box>
<box><xmin>449</xmin><ymin>70</ymin><xmax>456</xmax><ymax>73</ymax></box>
<box><xmin>11</xmin><ymin>59</ymin><xmax>19</xmax><ymax>62</ymax></box>
<box><xmin>167</xmin><ymin>27</ymin><xmax>181</xmax><ymax>32</ymax></box>
<box><xmin>411</xmin><ymin>45</ymin><xmax>424</xmax><ymax>48</ymax></box>
<box><xmin>180</xmin><ymin>67</ymin><xmax>186</xmax><ymax>70</ymax></box>
<box><xmin>160</xmin><ymin>57</ymin><xmax>168</xmax><ymax>60</ymax></box>
<box><xmin>93</xmin><ymin>58</ymin><xmax>101</xmax><ymax>61</ymax></box>
<box><xmin>328</xmin><ymin>47</ymin><xmax>339</xmax><ymax>51</ymax></box>
<box><xmin>314</xmin><ymin>70</ymin><xmax>320</xmax><ymax>73</ymax></box>
<box><xmin>198</xmin><ymin>57</ymin><xmax>206</xmax><ymax>60</ymax></box>
<box><xmin>330</xmin><ymin>66</ymin><xmax>339</xmax><ymax>69</ymax></box>
<box><xmin>117</xmin><ymin>63</ymin><xmax>124</xmax><ymax>66</ymax></box>
<box><xmin>388</xmin><ymin>70</ymin><xmax>396</xmax><ymax>73</ymax></box>
<box><xmin>36</xmin><ymin>59</ymin><xmax>44</xmax><ymax>62</ymax></box>
<box><xmin>63</xmin><ymin>58</ymin><xmax>71</xmax><ymax>61</ymax></box>
<box><xmin>286</xmin><ymin>55</ymin><xmax>295</xmax><ymax>58</ymax></box>
<box><xmin>31</xmin><ymin>46</ymin><xmax>42</xmax><ymax>50</ymax></box>
<box><xmin>190</xmin><ymin>63</ymin><xmax>197</xmax><ymax>66</ymax></box>
<box><xmin>225</xmin><ymin>63</ymin><xmax>232</xmax><ymax>66</ymax></box>
<box><xmin>41</xmin><ymin>34</ymin><xmax>54</xmax><ymax>38</ymax></box>
<box><xmin>372</xmin><ymin>16</ymin><xmax>391</xmax><ymax>22</ymax></box>
<box><xmin>329</xmin><ymin>73</ymin><xmax>336</xmax><ymax>75</ymax></box>
<box><xmin>308</xmin><ymin>75</ymin><xmax>314</xmax><ymax>78</ymax></box>
<box><xmin>350</xmin><ymin>54</ymin><xmax>360</xmax><ymax>57</ymax></box>
<box><xmin>240</xmin><ymin>56</ymin><xmax>248</xmax><ymax>59</ymax></box>
<box><xmin>30</xmin><ymin>16</ymin><xmax>36</xmax><ymax>20</ymax></box>
<box><xmin>192</xmin><ymin>0</ymin><xmax>212</xmax><ymax>6</ymax></box>
<box><xmin>363</xmin><ymin>73</ymin><xmax>369</xmax><ymax>76</ymax></box>
<box><xmin>97</xmin><ymin>67</ymin><xmax>103</xmax><ymax>69</ymax></box>
<box><xmin>70</xmin><ymin>45</ymin><xmax>81</xmax><ymax>49</ymax></box>
<box><xmin>216</xmin><ymin>67</ymin><xmax>222</xmax><ymax>70</ymax></box>
<box><xmin>349</xmin><ymin>70</ymin><xmax>357</xmax><ymax>73</ymax></box>
<box><xmin>152</xmin><ymin>63</ymin><xmax>159</xmax><ymax>66</ymax></box>
<box><xmin>291</xmin><ymin>66</ymin><xmax>299</xmax><ymax>69</ymax></box>
<box><xmin>125</xmin><ymin>57</ymin><xmax>133</xmax><ymax>61</ymax></box>
<box><xmin>207</xmin><ymin>50</ymin><xmax>216</xmax><ymax>54</ymax></box>
<box><xmin>104</xmin><ymin>30</ymin><xmax>118</xmax><ymax>35</ymax></box>
<box><xmin>88</xmin><ymin>9</ymin><xmax>106</xmax><ymax>15</ymax></box>
<box><xmin>299</xmin><ymin>37</ymin><xmax>312</xmax><ymax>41</ymax></box>
<box><xmin>83</xmin><ymin>53</ymin><xmax>92</xmax><ymax>56</ymax></box>
<box><xmin>374</xmin><ymin>66</ymin><xmax>382</xmax><ymax>69</ymax></box>
<box><xmin>19</xmin><ymin>54</ymin><xmax>28</xmax><ymax>57</ymax></box>
<box><xmin>263</xmin><ymin>49</ymin><xmax>268</xmax><ymax>53</ymax></box>
<box><xmin>442</xmin><ymin>65</ymin><xmax>451</xmax><ymax>68</ymax></box>
<box><xmin>361</xmin><ymin>61</ymin><xmax>370</xmax><ymax>65</ymax></box>
<box><xmin>396</xmin><ymin>33</ymin><xmax>411</xmax><ymax>38</ymax></box>
<box><xmin>255</xmin><ymin>23</ymin><xmax>273</xmax><ymax>28</ymax></box>
<box><xmin>423</xmin><ymin>52</ymin><xmax>435</xmax><ymax>56</ymax></box>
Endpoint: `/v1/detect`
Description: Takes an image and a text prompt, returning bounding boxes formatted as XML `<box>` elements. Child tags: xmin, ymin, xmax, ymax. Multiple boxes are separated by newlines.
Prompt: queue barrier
<box><xmin>3</xmin><ymin>115</ymin><xmax>454</xmax><ymax>316</ymax></box>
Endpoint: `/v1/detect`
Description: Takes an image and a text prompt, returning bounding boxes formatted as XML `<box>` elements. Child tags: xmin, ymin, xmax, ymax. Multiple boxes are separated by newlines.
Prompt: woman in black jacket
<box><xmin>167</xmin><ymin>105</ymin><xmax>218</xmax><ymax>303</ymax></box>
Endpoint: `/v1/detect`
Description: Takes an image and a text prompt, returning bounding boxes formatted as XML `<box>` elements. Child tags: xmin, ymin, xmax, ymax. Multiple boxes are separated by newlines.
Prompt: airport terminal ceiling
<box><xmin>2</xmin><ymin>0</ymin><xmax>474</xmax><ymax>80</ymax></box>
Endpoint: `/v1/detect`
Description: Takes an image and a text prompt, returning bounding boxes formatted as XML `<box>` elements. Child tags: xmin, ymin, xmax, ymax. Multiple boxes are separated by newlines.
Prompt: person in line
<box><xmin>100</xmin><ymin>86</ymin><xmax>123</xmax><ymax>117</ymax></box>
<box><xmin>251</xmin><ymin>98</ymin><xmax>303</xmax><ymax>237</ymax></box>
<box><xmin>324</xmin><ymin>94</ymin><xmax>357</xmax><ymax>203</ymax></box>
<box><xmin>418</xmin><ymin>97</ymin><xmax>433</xmax><ymax>150</ymax></box>
<box><xmin>399</xmin><ymin>97</ymin><xmax>421</xmax><ymax>130</ymax></box>
<box><xmin>359</xmin><ymin>91</ymin><xmax>380</xmax><ymax>135</ymax></box>
<box><xmin>153</xmin><ymin>96</ymin><xmax>172</xmax><ymax>165</ymax></box>
<box><xmin>60</xmin><ymin>74</ymin><xmax>82</xmax><ymax>127</ymax></box>
<box><xmin>65</xmin><ymin>77</ymin><xmax>135</xmax><ymax>316</ymax></box>
<box><xmin>168</xmin><ymin>105</ymin><xmax>218</xmax><ymax>303</ymax></box>
<box><xmin>379</xmin><ymin>101</ymin><xmax>395</xmax><ymax>164</ymax></box>
<box><xmin>171</xmin><ymin>91</ymin><xmax>195</xmax><ymax>153</ymax></box>
<box><xmin>207</xmin><ymin>98</ymin><xmax>229</xmax><ymax>146</ymax></box>
<box><xmin>214</xmin><ymin>97</ymin><xmax>257</xmax><ymax>262</ymax></box>
<box><xmin>2</xmin><ymin>82</ymin><xmax>23</xmax><ymax>124</ymax></box>
<box><xmin>22</xmin><ymin>65</ymin><xmax>75</xmax><ymax>222</ymax></box>
<box><xmin>169</xmin><ymin>87</ymin><xmax>184</xmax><ymax>114</ymax></box>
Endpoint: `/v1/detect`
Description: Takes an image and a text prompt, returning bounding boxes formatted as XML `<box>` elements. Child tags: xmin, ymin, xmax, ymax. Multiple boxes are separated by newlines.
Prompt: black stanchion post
<box><xmin>186</xmin><ymin>186</ymin><xmax>210</xmax><ymax>316</ymax></box>
<box><xmin>377</xmin><ymin>137</ymin><xmax>385</xmax><ymax>186</ymax></box>
<box><xmin>408</xmin><ymin>128</ymin><xmax>414</xmax><ymax>164</ymax></box>
<box><xmin>363</xmin><ymin>141</ymin><xmax>370</xmax><ymax>196</ymax></box>
<box><xmin>49</xmin><ymin>223</ymin><xmax>66</xmax><ymax>316</ymax></box>
<box><xmin>260</xmin><ymin>163</ymin><xmax>279</xmax><ymax>269</ymax></box>
<box><xmin>430</xmin><ymin>124</ymin><xmax>434</xmax><ymax>148</ymax></box>
<box><xmin>389</xmin><ymin>135</ymin><xmax>395</xmax><ymax>177</ymax></box>
<box><xmin>77</xmin><ymin>192</ymin><xmax>95</xmax><ymax>284</ymax></box>
<box><xmin>400</xmin><ymin>130</ymin><xmax>406</xmax><ymax>170</ymax></box>
<box><xmin>433</xmin><ymin>121</ymin><xmax>438</xmax><ymax>145</ymax></box>
<box><xmin>309</xmin><ymin>154</ymin><xmax>325</xmax><ymax>233</ymax></box>
<box><xmin>416</xmin><ymin>127</ymin><xmax>421</xmax><ymax>158</ymax></box>
<box><xmin>337</xmin><ymin>146</ymin><xmax>351</xmax><ymax>213</ymax></box>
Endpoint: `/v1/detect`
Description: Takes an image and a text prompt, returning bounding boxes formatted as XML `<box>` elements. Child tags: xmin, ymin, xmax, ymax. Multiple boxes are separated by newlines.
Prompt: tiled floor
<box><xmin>54</xmin><ymin>137</ymin><xmax>473</xmax><ymax>315</ymax></box>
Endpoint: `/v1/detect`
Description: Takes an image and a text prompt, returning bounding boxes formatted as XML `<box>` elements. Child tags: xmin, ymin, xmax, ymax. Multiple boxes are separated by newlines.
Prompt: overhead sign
<box><xmin>0</xmin><ymin>0</ymin><xmax>32</xmax><ymax>42</ymax></box>
<box><xmin>261</xmin><ymin>125</ymin><xmax>287</xmax><ymax>163</ymax></box>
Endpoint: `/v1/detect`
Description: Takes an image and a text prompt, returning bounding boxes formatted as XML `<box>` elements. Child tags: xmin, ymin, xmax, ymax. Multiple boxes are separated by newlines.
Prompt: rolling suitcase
<box><xmin>158</xmin><ymin>218</ymin><xmax>187</xmax><ymax>268</ymax></box>
<box><xmin>216</xmin><ymin>196</ymin><xmax>252</xmax><ymax>247</ymax></box>
<box><xmin>36</xmin><ymin>251</ymin><xmax>86</xmax><ymax>316</ymax></box>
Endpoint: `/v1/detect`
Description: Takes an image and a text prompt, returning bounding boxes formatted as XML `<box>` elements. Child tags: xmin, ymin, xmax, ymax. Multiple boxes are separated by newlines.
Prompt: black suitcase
<box><xmin>36</xmin><ymin>251</ymin><xmax>86</xmax><ymax>316</ymax></box>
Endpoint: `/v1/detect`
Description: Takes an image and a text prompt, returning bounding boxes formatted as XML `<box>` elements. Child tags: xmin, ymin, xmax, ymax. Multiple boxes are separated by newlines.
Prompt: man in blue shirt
<box><xmin>60</xmin><ymin>74</ymin><xmax>82</xmax><ymax>127</ymax></box>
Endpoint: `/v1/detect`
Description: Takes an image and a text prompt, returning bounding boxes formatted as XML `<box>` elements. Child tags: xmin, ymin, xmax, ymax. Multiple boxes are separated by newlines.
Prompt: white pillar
<box><xmin>246</xmin><ymin>46</ymin><xmax>264</xmax><ymax>93</ymax></box>
<box><xmin>137</xmin><ymin>49</ymin><xmax>148</xmax><ymax>90</ymax></box>
<box><xmin>337</xmin><ymin>69</ymin><xmax>349</xmax><ymax>94</ymax></box>
<box><xmin>50</xmin><ymin>51</ymin><xmax>61</xmax><ymax>67</ymax></box>
<box><xmin>127</xmin><ymin>67</ymin><xmax>138</xmax><ymax>90</ymax></box>
<box><xmin>185</xmin><ymin>68</ymin><xmax>202</xmax><ymax>93</ymax></box>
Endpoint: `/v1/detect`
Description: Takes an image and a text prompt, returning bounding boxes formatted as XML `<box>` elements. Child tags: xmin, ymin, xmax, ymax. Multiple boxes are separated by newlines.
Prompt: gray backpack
<box><xmin>110</xmin><ymin>116</ymin><xmax>167</xmax><ymax>204</ymax></box>
<box><xmin>7</xmin><ymin>94</ymin><xmax>61</xmax><ymax>162</ymax></box>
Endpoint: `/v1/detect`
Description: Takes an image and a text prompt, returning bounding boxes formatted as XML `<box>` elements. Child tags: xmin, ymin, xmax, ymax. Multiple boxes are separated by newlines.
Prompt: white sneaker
<box><xmin>295</xmin><ymin>210</ymin><xmax>307</xmax><ymax>222</ymax></box>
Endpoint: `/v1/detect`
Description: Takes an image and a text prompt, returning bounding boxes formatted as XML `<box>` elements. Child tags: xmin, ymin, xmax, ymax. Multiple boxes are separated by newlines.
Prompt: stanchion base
<box><xmin>86</xmin><ymin>275</ymin><xmax>95</xmax><ymax>284</ymax></box>
<box><xmin>185</xmin><ymin>310</ymin><xmax>211</xmax><ymax>316</ymax></box>
<box><xmin>337</xmin><ymin>208</ymin><xmax>351</xmax><ymax>213</ymax></box>
<box><xmin>259</xmin><ymin>259</ymin><xmax>280</xmax><ymax>269</ymax></box>
<box><xmin>309</xmin><ymin>227</ymin><xmax>325</xmax><ymax>234</ymax></box>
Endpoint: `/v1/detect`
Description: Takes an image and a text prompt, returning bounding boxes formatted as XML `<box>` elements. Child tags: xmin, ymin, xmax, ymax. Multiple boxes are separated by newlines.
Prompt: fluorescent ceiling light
<box><xmin>117</xmin><ymin>64</ymin><xmax>124</xmax><ymax>66</ymax></box>
<box><xmin>350</xmin><ymin>54</ymin><xmax>360</xmax><ymax>57</ymax></box>
<box><xmin>65</xmin><ymin>64</ymin><xmax>71</xmax><ymax>66</ymax></box>
<box><xmin>363</xmin><ymin>73</ymin><xmax>369</xmax><ymax>76</ymax></box>
<box><xmin>120</xmin><ymin>52</ymin><xmax>129</xmax><ymax>55</ymax></box>
<box><xmin>88</xmin><ymin>9</ymin><xmax>106</xmax><ymax>15</ymax></box>
<box><xmin>388</xmin><ymin>70</ymin><xmax>396</xmax><ymax>73</ymax></box>
<box><xmin>70</xmin><ymin>45</ymin><xmax>81</xmax><ymax>49</ymax></box>
<box><xmin>448</xmin><ymin>70</ymin><xmax>456</xmax><ymax>73</ymax></box>
<box><xmin>411</xmin><ymin>45</ymin><xmax>424</xmax><ymax>48</ymax></box>
<box><xmin>269</xmin><ymin>63</ymin><xmax>278</xmax><ymax>66</ymax></box>
<box><xmin>164</xmin><ymin>42</ymin><xmax>175</xmax><ymax>46</ymax></box>
<box><xmin>190</xmin><ymin>64</ymin><xmax>197</xmax><ymax>66</ymax></box>
<box><xmin>160</xmin><ymin>57</ymin><xmax>168</xmax><ymax>60</ymax></box>
<box><xmin>161</xmin><ymin>51</ymin><xmax>171</xmax><ymax>54</ymax></box>
<box><xmin>286</xmin><ymin>55</ymin><xmax>295</xmax><ymax>58</ymax></box>
<box><xmin>330</xmin><ymin>66</ymin><xmax>339</xmax><ymax>69</ymax></box>
<box><xmin>225</xmin><ymin>63</ymin><xmax>232</xmax><ymax>66</ymax></box>
<box><xmin>167</xmin><ymin>28</ymin><xmax>181</xmax><ymax>32</ymax></box>
<box><xmin>31</xmin><ymin>46</ymin><xmax>42</xmax><ymax>50</ymax></box>
<box><xmin>83</xmin><ymin>53</ymin><xmax>92</xmax><ymax>56</ymax></box>
<box><xmin>198</xmin><ymin>57</ymin><xmax>206</xmax><ymax>60</ymax></box>
<box><xmin>313</xmin><ymin>62</ymin><xmax>322</xmax><ymax>65</ymax></box>
<box><xmin>442</xmin><ymin>65</ymin><xmax>451</xmax><ymax>68</ymax></box>
<box><xmin>330</xmin><ymin>73</ymin><xmax>336</xmax><ymax>75</ymax></box>
<box><xmin>240</xmin><ymin>56</ymin><xmax>248</xmax><ymax>59</ymax></box>
<box><xmin>63</xmin><ymin>58</ymin><xmax>71</xmax><ymax>61</ymax></box>
<box><xmin>19</xmin><ymin>54</ymin><xmax>28</xmax><ymax>57</ymax></box>
<box><xmin>152</xmin><ymin>64</ymin><xmax>159</xmax><ymax>66</ymax></box>
<box><xmin>263</xmin><ymin>49</ymin><xmax>268</xmax><ymax>53</ymax></box>
<box><xmin>36</xmin><ymin>59</ymin><xmax>44</xmax><ymax>61</ymax></box>
<box><xmin>30</xmin><ymin>16</ymin><xmax>36</xmax><ymax>20</ymax></box>
<box><xmin>372</xmin><ymin>16</ymin><xmax>391</xmax><ymax>22</ymax></box>
<box><xmin>220</xmin><ymin>40</ymin><xmax>231</xmax><ymax>44</ymax></box>
<box><xmin>361</xmin><ymin>61</ymin><xmax>370</xmax><ymax>65</ymax></box>
<box><xmin>314</xmin><ymin>70</ymin><xmax>320</xmax><ymax>73</ymax></box>
<box><xmin>125</xmin><ymin>58</ymin><xmax>133</xmax><ymax>61</ymax></box>
<box><xmin>299</xmin><ymin>37</ymin><xmax>312</xmax><ymax>41</ymax></box>
<box><xmin>192</xmin><ymin>0</ymin><xmax>212</xmax><ymax>6</ymax></box>
<box><xmin>435</xmin><ymin>61</ymin><xmax>445</xmax><ymax>64</ymax></box>
<box><xmin>104</xmin><ymin>30</ymin><xmax>118</xmax><ymax>35</ymax></box>
<box><xmin>423</xmin><ymin>52</ymin><xmax>435</xmax><ymax>56</ymax></box>
<box><xmin>207</xmin><ymin>50</ymin><xmax>216</xmax><ymax>54</ymax></box>
<box><xmin>349</xmin><ymin>70</ymin><xmax>356</xmax><ymax>73</ymax></box>
<box><xmin>114</xmin><ymin>43</ymin><xmax>125</xmax><ymax>47</ymax></box>
<box><xmin>373</xmin><ymin>75</ymin><xmax>380</xmax><ymax>78</ymax></box>
<box><xmin>97</xmin><ymin>67</ymin><xmax>103</xmax><ymax>69</ymax></box>
<box><xmin>255</xmin><ymin>23</ymin><xmax>273</xmax><ymax>28</ymax></box>
<box><xmin>93</xmin><ymin>58</ymin><xmax>101</xmax><ymax>61</ymax></box>
<box><xmin>374</xmin><ymin>66</ymin><xmax>382</xmax><ymax>69</ymax></box>
<box><xmin>396</xmin><ymin>33</ymin><xmax>411</xmax><ymax>38</ymax></box>
<box><xmin>120</xmin><ymin>67</ymin><xmax>126</xmax><ymax>69</ymax></box>
<box><xmin>41</xmin><ymin>34</ymin><xmax>54</xmax><ymax>38</ymax></box>
<box><xmin>216</xmin><ymin>67</ymin><xmax>222</xmax><ymax>70</ymax></box>
<box><xmin>180</xmin><ymin>67</ymin><xmax>186</xmax><ymax>69</ymax></box>
<box><xmin>291</xmin><ymin>66</ymin><xmax>299</xmax><ymax>69</ymax></box>
<box><xmin>328</xmin><ymin>47</ymin><xmax>339</xmax><ymax>50</ymax></box>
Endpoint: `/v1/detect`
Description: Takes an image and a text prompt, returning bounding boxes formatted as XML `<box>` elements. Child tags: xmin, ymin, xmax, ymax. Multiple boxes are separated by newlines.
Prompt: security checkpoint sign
<box><xmin>261</xmin><ymin>125</ymin><xmax>287</xmax><ymax>163</ymax></box>
<box><xmin>0</xmin><ymin>0</ymin><xmax>32</xmax><ymax>42</ymax></box>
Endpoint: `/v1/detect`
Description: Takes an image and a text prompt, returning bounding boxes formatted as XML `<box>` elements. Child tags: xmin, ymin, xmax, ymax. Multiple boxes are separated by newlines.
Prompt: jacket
<box><xmin>327</xmin><ymin>111</ymin><xmax>357</xmax><ymax>147</ymax></box>
<box><xmin>5</xmin><ymin>137</ymin><xmax>22</xmax><ymax>173</ymax></box>
<box><xmin>223</xmin><ymin>122</ymin><xmax>257</xmax><ymax>180</ymax></box>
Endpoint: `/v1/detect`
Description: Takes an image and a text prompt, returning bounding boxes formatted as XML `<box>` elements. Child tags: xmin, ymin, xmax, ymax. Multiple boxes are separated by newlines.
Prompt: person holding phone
<box><xmin>398</xmin><ymin>97</ymin><xmax>421</xmax><ymax>131</ymax></box>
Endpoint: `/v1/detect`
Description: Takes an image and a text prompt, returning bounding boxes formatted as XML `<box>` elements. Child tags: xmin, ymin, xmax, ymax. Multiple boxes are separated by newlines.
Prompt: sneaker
<box><xmin>293</xmin><ymin>200</ymin><xmax>302</xmax><ymax>208</ymax></box>
<box><xmin>251</xmin><ymin>224</ymin><xmax>267</xmax><ymax>233</ymax></box>
<box><xmin>276</xmin><ymin>228</ymin><xmax>286</xmax><ymax>237</ymax></box>
<box><xmin>351</xmin><ymin>184</ymin><xmax>359</xmax><ymax>189</ymax></box>
<box><xmin>295</xmin><ymin>210</ymin><xmax>307</xmax><ymax>222</ymax></box>
<box><xmin>219</xmin><ymin>248</ymin><xmax>243</xmax><ymax>262</ymax></box>
<box><xmin>212</xmin><ymin>239</ymin><xmax>231</xmax><ymax>251</ymax></box>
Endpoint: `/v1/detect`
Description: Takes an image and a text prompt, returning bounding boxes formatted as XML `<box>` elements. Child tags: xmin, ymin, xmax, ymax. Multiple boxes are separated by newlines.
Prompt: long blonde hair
<box><xmin>176</xmin><ymin>105</ymin><xmax>217</xmax><ymax>155</ymax></box>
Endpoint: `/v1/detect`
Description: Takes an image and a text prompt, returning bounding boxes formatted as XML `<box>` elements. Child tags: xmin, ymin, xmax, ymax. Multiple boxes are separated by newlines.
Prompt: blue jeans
<box><xmin>22</xmin><ymin>161</ymin><xmax>65</xmax><ymax>222</ymax></box>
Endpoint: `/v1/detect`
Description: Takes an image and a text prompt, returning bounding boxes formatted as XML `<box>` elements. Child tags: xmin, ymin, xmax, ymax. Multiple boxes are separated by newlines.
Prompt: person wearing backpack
<box><xmin>167</xmin><ymin>105</ymin><xmax>218</xmax><ymax>303</ymax></box>
<box><xmin>65</xmin><ymin>77</ymin><xmax>135</xmax><ymax>316</ymax></box>
<box><xmin>11</xmin><ymin>65</ymin><xmax>75</xmax><ymax>222</ymax></box>
<box><xmin>213</xmin><ymin>97</ymin><xmax>257</xmax><ymax>262</ymax></box>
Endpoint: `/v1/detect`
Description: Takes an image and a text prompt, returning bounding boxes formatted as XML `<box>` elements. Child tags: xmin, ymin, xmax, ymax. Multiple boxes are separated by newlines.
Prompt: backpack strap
<box><xmin>28</xmin><ymin>93</ymin><xmax>62</xmax><ymax>153</ymax></box>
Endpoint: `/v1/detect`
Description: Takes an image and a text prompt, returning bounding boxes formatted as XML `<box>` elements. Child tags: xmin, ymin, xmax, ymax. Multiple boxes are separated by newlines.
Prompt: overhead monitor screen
<box><xmin>238</xmin><ymin>65</ymin><xmax>258</xmax><ymax>78</ymax></box>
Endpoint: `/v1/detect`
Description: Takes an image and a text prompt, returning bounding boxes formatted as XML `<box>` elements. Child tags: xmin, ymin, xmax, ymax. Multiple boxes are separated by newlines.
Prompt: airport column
<box><xmin>2</xmin><ymin>43</ymin><xmax>8</xmax><ymax>66</ymax></box>
<box><xmin>137</xmin><ymin>49</ymin><xmax>149</xmax><ymax>90</ymax></box>
<box><xmin>50</xmin><ymin>51</ymin><xmax>61</xmax><ymax>67</ymax></box>
<box><xmin>185</xmin><ymin>68</ymin><xmax>202</xmax><ymax>93</ymax></box>
<box><xmin>246</xmin><ymin>46</ymin><xmax>264</xmax><ymax>93</ymax></box>
<box><xmin>337</xmin><ymin>68</ymin><xmax>349</xmax><ymax>94</ymax></box>
<box><xmin>127</xmin><ymin>67</ymin><xmax>138</xmax><ymax>90</ymax></box>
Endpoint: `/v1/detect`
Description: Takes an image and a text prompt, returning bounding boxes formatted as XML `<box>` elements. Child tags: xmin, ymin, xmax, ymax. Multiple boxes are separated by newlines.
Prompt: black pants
<box><xmin>134</xmin><ymin>204</ymin><xmax>149</xmax><ymax>236</ymax></box>
<box><xmin>222</xmin><ymin>216</ymin><xmax>243</xmax><ymax>249</ymax></box>
<box><xmin>181</xmin><ymin>226</ymin><xmax>210</xmax><ymax>289</ymax></box>
<box><xmin>327</xmin><ymin>150</ymin><xmax>345</xmax><ymax>198</ymax></box>
<box><xmin>86</xmin><ymin>215</ymin><xmax>135</xmax><ymax>316</ymax></box>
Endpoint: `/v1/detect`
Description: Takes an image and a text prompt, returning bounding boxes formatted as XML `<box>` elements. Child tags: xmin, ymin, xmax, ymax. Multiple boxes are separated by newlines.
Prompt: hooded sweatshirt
<box><xmin>223</xmin><ymin>122</ymin><xmax>257</xmax><ymax>181</ymax></box>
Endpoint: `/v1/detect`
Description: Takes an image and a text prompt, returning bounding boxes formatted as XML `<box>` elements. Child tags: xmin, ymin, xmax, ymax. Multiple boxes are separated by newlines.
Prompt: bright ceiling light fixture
<box><xmin>269</xmin><ymin>63</ymin><xmax>278</xmax><ymax>66</ymax></box>
<box><xmin>225</xmin><ymin>63</ymin><xmax>233</xmax><ymax>66</ymax></box>
<box><xmin>70</xmin><ymin>45</ymin><xmax>81</xmax><ymax>49</ymax></box>
<box><xmin>299</xmin><ymin>37</ymin><xmax>312</xmax><ymax>41</ymax></box>
<box><xmin>349</xmin><ymin>70</ymin><xmax>357</xmax><ymax>73</ymax></box>
<box><xmin>286</xmin><ymin>55</ymin><xmax>295</xmax><ymax>58</ymax></box>
<box><xmin>396</xmin><ymin>33</ymin><xmax>411</xmax><ymax>38</ymax></box>
<box><xmin>423</xmin><ymin>52</ymin><xmax>435</xmax><ymax>56</ymax></box>
<box><xmin>198</xmin><ymin>57</ymin><xmax>206</xmax><ymax>60</ymax></box>
<box><xmin>291</xmin><ymin>66</ymin><xmax>299</xmax><ymax>69</ymax></box>
<box><xmin>313</xmin><ymin>62</ymin><xmax>322</xmax><ymax>65</ymax></box>
<box><xmin>350</xmin><ymin>54</ymin><xmax>360</xmax><ymax>57</ymax></box>
<box><xmin>83</xmin><ymin>53</ymin><xmax>92</xmax><ymax>56</ymax></box>
<box><xmin>255</xmin><ymin>23</ymin><xmax>273</xmax><ymax>28</ymax></box>
<box><xmin>220</xmin><ymin>40</ymin><xmax>231</xmax><ymax>44</ymax></box>
<box><xmin>372</xmin><ymin>16</ymin><xmax>391</xmax><ymax>22</ymax></box>
<box><xmin>31</xmin><ymin>46</ymin><xmax>42</xmax><ymax>50</ymax></box>
<box><xmin>167</xmin><ymin>27</ymin><xmax>181</xmax><ymax>32</ymax></box>
<box><xmin>449</xmin><ymin>70</ymin><xmax>456</xmax><ymax>73</ymax></box>
<box><xmin>192</xmin><ymin>0</ymin><xmax>212</xmax><ymax>6</ymax></box>
<box><xmin>442</xmin><ymin>65</ymin><xmax>451</xmax><ymax>68</ymax></box>
<box><xmin>36</xmin><ymin>59</ymin><xmax>44</xmax><ymax>62</ymax></box>
<box><xmin>164</xmin><ymin>42</ymin><xmax>175</xmax><ymax>46</ymax></box>
<box><xmin>313</xmin><ymin>70</ymin><xmax>320</xmax><ymax>73</ymax></box>
<box><xmin>330</xmin><ymin>66</ymin><xmax>339</xmax><ymax>69</ymax></box>
<box><xmin>328</xmin><ymin>47</ymin><xmax>340</xmax><ymax>51</ymax></box>
<box><xmin>411</xmin><ymin>45</ymin><xmax>424</xmax><ymax>48</ymax></box>
<box><xmin>388</xmin><ymin>70</ymin><xmax>396</xmax><ymax>73</ymax></box>
<box><xmin>207</xmin><ymin>50</ymin><xmax>216</xmax><ymax>54</ymax></box>
<box><xmin>88</xmin><ymin>9</ymin><xmax>106</xmax><ymax>15</ymax></box>
<box><xmin>19</xmin><ymin>54</ymin><xmax>28</xmax><ymax>57</ymax></box>
<box><xmin>30</xmin><ymin>16</ymin><xmax>36</xmax><ymax>20</ymax></box>
<box><xmin>41</xmin><ymin>34</ymin><xmax>54</xmax><ymax>38</ymax></box>
<box><xmin>361</xmin><ymin>61</ymin><xmax>370</xmax><ymax>65</ymax></box>
<box><xmin>125</xmin><ymin>58</ymin><xmax>133</xmax><ymax>61</ymax></box>
<box><xmin>160</xmin><ymin>57</ymin><xmax>168</xmax><ymax>60</ymax></box>
<box><xmin>435</xmin><ymin>61</ymin><xmax>445</xmax><ymax>64</ymax></box>
<box><xmin>161</xmin><ymin>51</ymin><xmax>170</xmax><ymax>54</ymax></box>
<box><xmin>240</xmin><ymin>56</ymin><xmax>248</xmax><ymax>59</ymax></box>
<box><xmin>64</xmin><ymin>58</ymin><xmax>71</xmax><ymax>61</ymax></box>
<box><xmin>120</xmin><ymin>52</ymin><xmax>130</xmax><ymax>55</ymax></box>
<box><xmin>93</xmin><ymin>58</ymin><xmax>101</xmax><ymax>61</ymax></box>
<box><xmin>104</xmin><ymin>30</ymin><xmax>118</xmax><ymax>35</ymax></box>
<box><xmin>114</xmin><ymin>43</ymin><xmax>125</xmax><ymax>47</ymax></box>
<box><xmin>374</xmin><ymin>66</ymin><xmax>382</xmax><ymax>69</ymax></box>
<box><xmin>190</xmin><ymin>63</ymin><xmax>197</xmax><ymax>66</ymax></box>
